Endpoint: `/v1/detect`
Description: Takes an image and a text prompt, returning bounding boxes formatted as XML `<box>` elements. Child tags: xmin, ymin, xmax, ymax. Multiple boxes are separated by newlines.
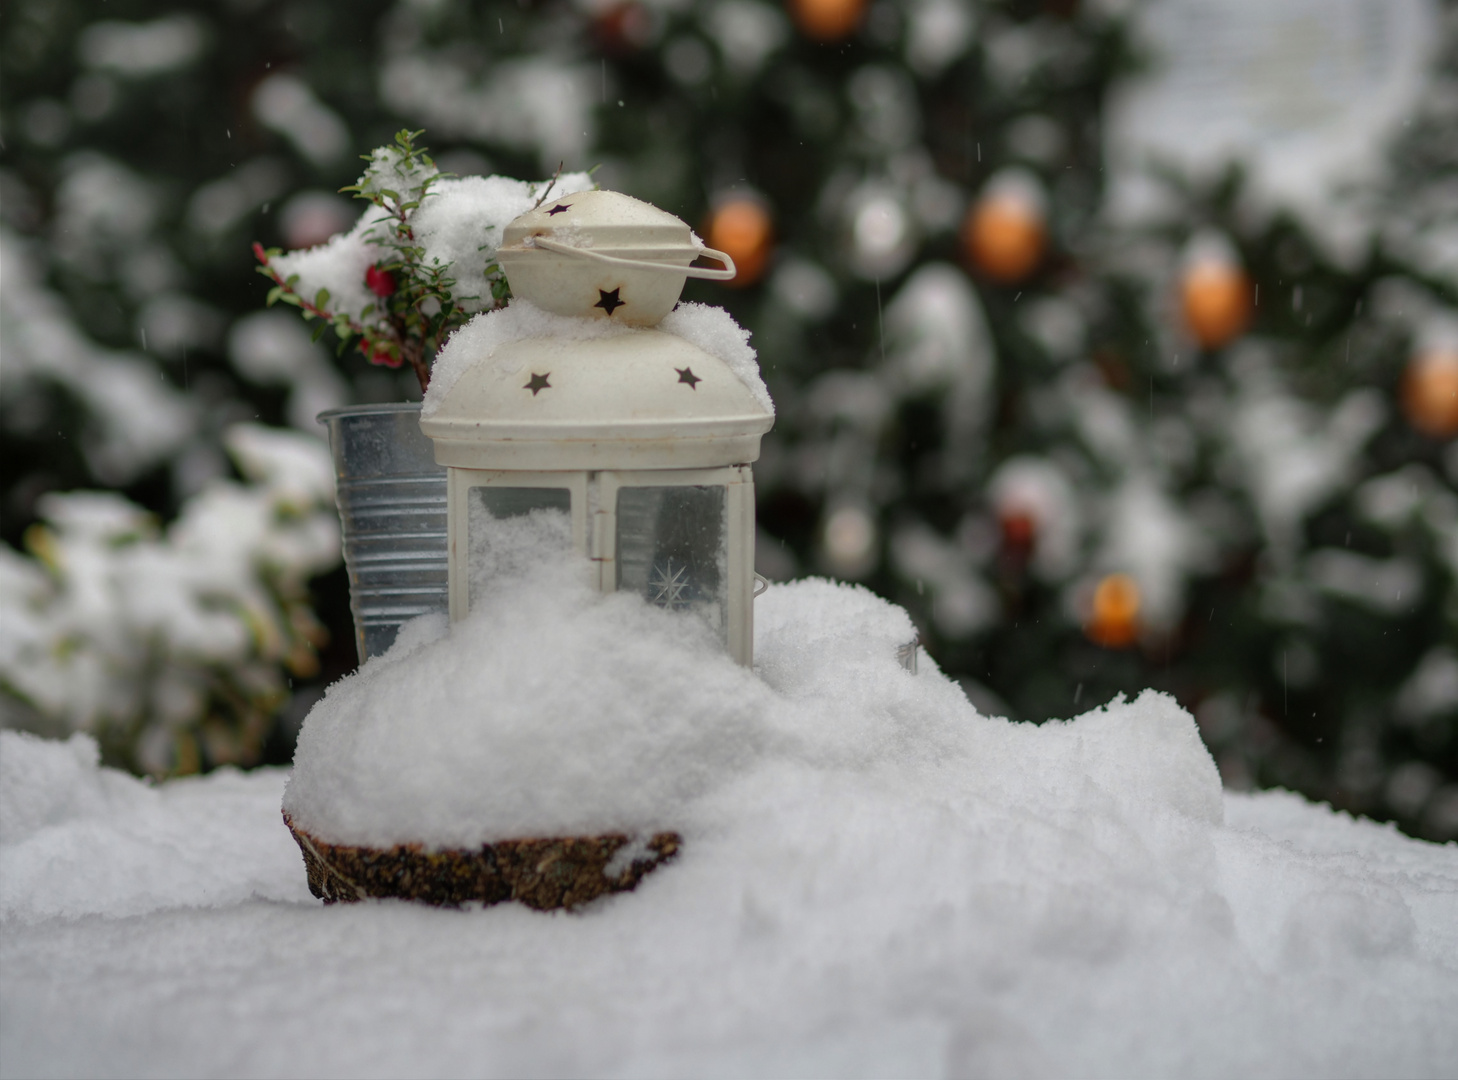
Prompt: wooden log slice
<box><xmin>284</xmin><ymin>812</ymin><xmax>681</xmax><ymax>911</ymax></box>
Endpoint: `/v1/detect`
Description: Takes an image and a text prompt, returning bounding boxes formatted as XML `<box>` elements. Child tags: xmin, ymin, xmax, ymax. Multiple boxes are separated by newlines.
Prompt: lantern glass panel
<box><xmin>615</xmin><ymin>485</ymin><xmax>727</xmax><ymax>642</ymax></box>
<box><xmin>467</xmin><ymin>486</ymin><xmax>573</xmax><ymax>605</ymax></box>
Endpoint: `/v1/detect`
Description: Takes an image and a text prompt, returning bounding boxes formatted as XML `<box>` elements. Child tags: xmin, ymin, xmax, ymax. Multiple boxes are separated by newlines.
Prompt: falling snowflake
<box><xmin>648</xmin><ymin>559</ymin><xmax>691</xmax><ymax>609</ymax></box>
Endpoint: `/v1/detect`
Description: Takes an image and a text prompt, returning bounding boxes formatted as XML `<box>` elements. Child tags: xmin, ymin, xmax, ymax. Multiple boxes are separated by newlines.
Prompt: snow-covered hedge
<box><xmin>0</xmin><ymin>425</ymin><xmax>340</xmax><ymax>774</ymax></box>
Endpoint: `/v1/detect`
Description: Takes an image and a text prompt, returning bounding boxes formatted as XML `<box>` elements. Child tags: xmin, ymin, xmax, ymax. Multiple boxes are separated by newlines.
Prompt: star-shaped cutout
<box><xmin>676</xmin><ymin>366</ymin><xmax>701</xmax><ymax>389</ymax></box>
<box><xmin>524</xmin><ymin>372</ymin><xmax>551</xmax><ymax>395</ymax></box>
<box><xmin>546</xmin><ymin>203</ymin><xmax>571</xmax><ymax>216</ymax></box>
<box><xmin>595</xmin><ymin>287</ymin><xmax>625</xmax><ymax>316</ymax></box>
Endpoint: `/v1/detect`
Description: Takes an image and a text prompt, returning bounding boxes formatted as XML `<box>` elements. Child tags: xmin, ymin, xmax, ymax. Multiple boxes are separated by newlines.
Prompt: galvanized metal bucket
<box><xmin>318</xmin><ymin>403</ymin><xmax>448</xmax><ymax>664</ymax></box>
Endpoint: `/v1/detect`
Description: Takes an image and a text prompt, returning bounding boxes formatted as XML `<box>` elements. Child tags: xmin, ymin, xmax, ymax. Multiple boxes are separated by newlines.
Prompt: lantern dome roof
<box><xmin>495</xmin><ymin>190</ymin><xmax>735</xmax><ymax>326</ymax></box>
<box><xmin>504</xmin><ymin>188</ymin><xmax>698</xmax><ymax>251</ymax></box>
<box><xmin>419</xmin><ymin>328</ymin><xmax>774</xmax><ymax>470</ymax></box>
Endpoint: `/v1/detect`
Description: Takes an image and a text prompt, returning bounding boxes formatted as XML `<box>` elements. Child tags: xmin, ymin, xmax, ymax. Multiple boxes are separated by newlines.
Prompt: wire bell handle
<box><xmin>528</xmin><ymin>236</ymin><xmax>737</xmax><ymax>281</ymax></box>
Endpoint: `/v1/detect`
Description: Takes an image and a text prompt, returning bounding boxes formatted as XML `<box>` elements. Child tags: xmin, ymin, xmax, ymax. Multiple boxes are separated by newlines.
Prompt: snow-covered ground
<box><xmin>3</xmin><ymin>576</ymin><xmax>1456</xmax><ymax>1079</ymax></box>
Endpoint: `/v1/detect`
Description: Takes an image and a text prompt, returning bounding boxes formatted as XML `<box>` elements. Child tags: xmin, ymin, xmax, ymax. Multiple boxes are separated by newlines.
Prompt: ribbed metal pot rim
<box><xmin>317</xmin><ymin>401</ymin><xmax>424</xmax><ymax>423</ymax></box>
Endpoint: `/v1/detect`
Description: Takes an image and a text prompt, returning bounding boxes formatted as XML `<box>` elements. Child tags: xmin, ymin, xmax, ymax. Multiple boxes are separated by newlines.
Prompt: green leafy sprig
<box><xmin>254</xmin><ymin>129</ymin><xmax>493</xmax><ymax>393</ymax></box>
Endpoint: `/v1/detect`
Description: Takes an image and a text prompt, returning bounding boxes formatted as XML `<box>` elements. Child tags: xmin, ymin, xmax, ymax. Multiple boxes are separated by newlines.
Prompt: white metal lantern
<box><xmin>420</xmin><ymin>191</ymin><xmax>774</xmax><ymax>665</ymax></box>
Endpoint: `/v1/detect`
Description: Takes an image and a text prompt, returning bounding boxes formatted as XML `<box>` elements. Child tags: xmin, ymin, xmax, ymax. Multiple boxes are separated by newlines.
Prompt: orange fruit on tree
<box><xmin>1086</xmin><ymin>573</ymin><xmax>1140</xmax><ymax>648</ymax></box>
<box><xmin>788</xmin><ymin>0</ymin><xmax>867</xmax><ymax>42</ymax></box>
<box><xmin>1180</xmin><ymin>257</ymin><xmax>1251</xmax><ymax>350</ymax></box>
<box><xmin>1401</xmin><ymin>348</ymin><xmax>1458</xmax><ymax>439</ymax></box>
<box><xmin>962</xmin><ymin>175</ymin><xmax>1047</xmax><ymax>285</ymax></box>
<box><xmin>704</xmin><ymin>196</ymin><xmax>774</xmax><ymax>288</ymax></box>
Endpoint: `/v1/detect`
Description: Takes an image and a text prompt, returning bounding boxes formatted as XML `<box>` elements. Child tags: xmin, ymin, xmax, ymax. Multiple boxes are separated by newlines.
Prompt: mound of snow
<box><xmin>284</xmin><ymin>543</ymin><xmax>775</xmax><ymax>846</ymax></box>
<box><xmin>0</xmin><ymin>731</ymin><xmax>305</xmax><ymax>921</ymax></box>
<box><xmin>3</xmin><ymin>568</ymin><xmax>1455</xmax><ymax>1078</ymax></box>
<box><xmin>284</xmin><ymin>537</ymin><xmax>1221</xmax><ymax>851</ymax></box>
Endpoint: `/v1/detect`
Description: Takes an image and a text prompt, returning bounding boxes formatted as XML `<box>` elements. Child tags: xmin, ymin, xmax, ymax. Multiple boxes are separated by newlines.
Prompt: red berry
<box><xmin>364</xmin><ymin>342</ymin><xmax>402</xmax><ymax>368</ymax></box>
<box><xmin>365</xmin><ymin>264</ymin><xmax>396</xmax><ymax>298</ymax></box>
<box><xmin>999</xmin><ymin>509</ymin><xmax>1036</xmax><ymax>555</ymax></box>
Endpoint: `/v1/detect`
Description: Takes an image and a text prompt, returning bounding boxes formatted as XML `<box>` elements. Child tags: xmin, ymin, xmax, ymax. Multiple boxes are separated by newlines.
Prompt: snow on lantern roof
<box><xmin>420</xmin><ymin>321</ymin><xmax>774</xmax><ymax>470</ymax></box>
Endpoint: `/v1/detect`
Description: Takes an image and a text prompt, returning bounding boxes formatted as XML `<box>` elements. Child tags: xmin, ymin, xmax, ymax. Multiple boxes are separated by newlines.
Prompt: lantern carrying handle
<box><xmin>527</xmin><ymin>236</ymin><xmax>738</xmax><ymax>281</ymax></box>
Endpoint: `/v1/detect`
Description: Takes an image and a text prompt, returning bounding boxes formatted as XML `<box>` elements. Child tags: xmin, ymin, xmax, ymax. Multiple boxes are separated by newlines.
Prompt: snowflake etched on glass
<box><xmin>647</xmin><ymin>559</ymin><xmax>692</xmax><ymax>610</ymax></box>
